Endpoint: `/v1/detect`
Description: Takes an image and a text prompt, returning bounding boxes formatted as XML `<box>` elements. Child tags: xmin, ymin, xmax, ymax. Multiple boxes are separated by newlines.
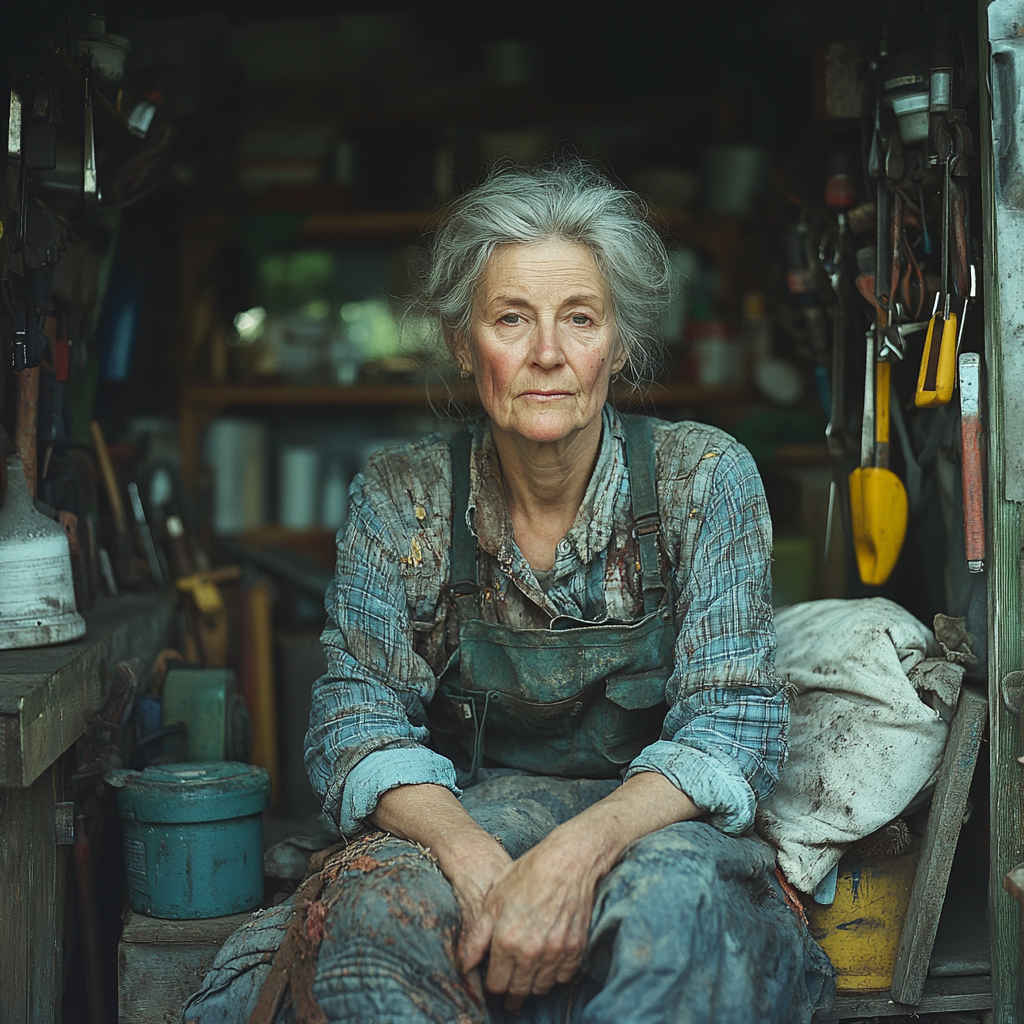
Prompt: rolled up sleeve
<box><xmin>625</xmin><ymin>442</ymin><xmax>789</xmax><ymax>835</ymax></box>
<box><xmin>304</xmin><ymin>477</ymin><xmax>459</xmax><ymax>836</ymax></box>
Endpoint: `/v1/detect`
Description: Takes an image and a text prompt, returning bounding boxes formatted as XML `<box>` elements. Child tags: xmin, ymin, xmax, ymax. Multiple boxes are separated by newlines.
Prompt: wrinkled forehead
<box><xmin>474</xmin><ymin>239</ymin><xmax>610</xmax><ymax>307</ymax></box>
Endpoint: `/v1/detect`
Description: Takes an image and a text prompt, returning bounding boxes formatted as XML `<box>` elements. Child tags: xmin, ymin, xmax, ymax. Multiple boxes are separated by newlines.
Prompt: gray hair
<box><xmin>417</xmin><ymin>161</ymin><xmax>672</xmax><ymax>383</ymax></box>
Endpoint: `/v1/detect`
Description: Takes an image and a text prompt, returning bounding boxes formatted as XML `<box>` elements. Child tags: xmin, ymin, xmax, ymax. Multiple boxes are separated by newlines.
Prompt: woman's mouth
<box><xmin>521</xmin><ymin>390</ymin><xmax>572</xmax><ymax>400</ymax></box>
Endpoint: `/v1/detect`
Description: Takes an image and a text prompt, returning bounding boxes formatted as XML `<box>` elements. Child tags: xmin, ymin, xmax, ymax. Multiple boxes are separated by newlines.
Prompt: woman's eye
<box><xmin>499</xmin><ymin>313</ymin><xmax>522</xmax><ymax>325</ymax></box>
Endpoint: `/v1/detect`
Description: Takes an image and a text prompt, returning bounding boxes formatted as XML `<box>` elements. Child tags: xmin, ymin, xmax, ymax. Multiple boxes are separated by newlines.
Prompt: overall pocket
<box><xmin>600</xmin><ymin>670</ymin><xmax>669</xmax><ymax>768</ymax></box>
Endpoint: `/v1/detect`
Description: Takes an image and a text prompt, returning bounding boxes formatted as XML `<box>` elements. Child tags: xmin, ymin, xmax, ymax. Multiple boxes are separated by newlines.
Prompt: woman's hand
<box><xmin>460</xmin><ymin>828</ymin><xmax>599</xmax><ymax>1012</ymax></box>
<box><xmin>463</xmin><ymin>772</ymin><xmax>701</xmax><ymax>1011</ymax></box>
<box><xmin>370</xmin><ymin>774</ymin><xmax>700</xmax><ymax>1012</ymax></box>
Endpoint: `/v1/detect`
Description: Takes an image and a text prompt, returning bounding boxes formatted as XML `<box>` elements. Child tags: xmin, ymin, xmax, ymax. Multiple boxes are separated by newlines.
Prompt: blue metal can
<box><xmin>108</xmin><ymin>761</ymin><xmax>270</xmax><ymax>919</ymax></box>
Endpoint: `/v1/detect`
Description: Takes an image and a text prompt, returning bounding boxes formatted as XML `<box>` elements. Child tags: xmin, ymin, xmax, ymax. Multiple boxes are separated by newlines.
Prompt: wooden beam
<box><xmin>890</xmin><ymin>688</ymin><xmax>988</xmax><ymax>1003</ymax></box>
<box><xmin>980</xmin><ymin>7</ymin><xmax>1024</xmax><ymax>1020</ymax></box>
<box><xmin>829</xmin><ymin>975</ymin><xmax>991</xmax><ymax>1020</ymax></box>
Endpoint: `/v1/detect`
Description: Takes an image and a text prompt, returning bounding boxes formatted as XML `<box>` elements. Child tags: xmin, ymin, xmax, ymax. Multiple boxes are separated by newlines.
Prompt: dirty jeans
<box><xmin>182</xmin><ymin>771</ymin><xmax>835</xmax><ymax>1024</ymax></box>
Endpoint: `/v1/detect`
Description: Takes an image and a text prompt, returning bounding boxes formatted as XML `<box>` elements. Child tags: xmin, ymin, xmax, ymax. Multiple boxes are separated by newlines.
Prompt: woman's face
<box><xmin>460</xmin><ymin>238</ymin><xmax>625</xmax><ymax>447</ymax></box>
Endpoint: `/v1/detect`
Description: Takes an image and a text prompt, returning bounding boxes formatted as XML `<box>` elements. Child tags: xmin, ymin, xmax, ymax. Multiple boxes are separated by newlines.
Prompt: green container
<box><xmin>109</xmin><ymin>761</ymin><xmax>269</xmax><ymax>919</ymax></box>
<box><xmin>162</xmin><ymin>668</ymin><xmax>252</xmax><ymax>762</ymax></box>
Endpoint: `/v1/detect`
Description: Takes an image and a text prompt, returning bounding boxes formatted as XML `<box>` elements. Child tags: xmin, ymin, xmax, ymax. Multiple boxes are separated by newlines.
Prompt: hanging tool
<box><xmin>916</xmin><ymin>116</ymin><xmax>958</xmax><ymax>407</ymax></box>
<box><xmin>928</xmin><ymin>12</ymin><xmax>954</xmax><ymax>165</ymax></box>
<box><xmin>783</xmin><ymin>211</ymin><xmax>832</xmax><ymax>415</ymax></box>
<box><xmin>7</xmin><ymin>84</ymin><xmax>22</xmax><ymax>221</ymax></box>
<box><xmin>176</xmin><ymin>564</ymin><xmax>240</xmax><ymax>667</ymax></box>
<box><xmin>821</xmin><ymin>154</ymin><xmax>857</xmax><ymax>561</ymax></box>
<box><xmin>849</xmin><ymin>341</ymin><xmax>909</xmax><ymax>586</ymax></box>
<box><xmin>90</xmin><ymin>420</ymin><xmax>144</xmax><ymax>588</ymax></box>
<box><xmin>83</xmin><ymin>69</ymin><xmax>98</xmax><ymax>207</ymax></box>
<box><xmin>15</xmin><ymin>364</ymin><xmax>39</xmax><ymax>496</ymax></box>
<box><xmin>958</xmin><ymin>353</ymin><xmax>984</xmax><ymax>573</ymax></box>
<box><xmin>127</xmin><ymin>481</ymin><xmax>167</xmax><ymax>588</ymax></box>
<box><xmin>849</xmin><ymin>128</ymin><xmax>909</xmax><ymax>586</ymax></box>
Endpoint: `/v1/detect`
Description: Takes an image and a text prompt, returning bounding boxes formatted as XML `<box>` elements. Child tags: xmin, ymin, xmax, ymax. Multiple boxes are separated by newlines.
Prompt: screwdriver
<box><xmin>915</xmin><ymin>127</ymin><xmax>957</xmax><ymax>408</ymax></box>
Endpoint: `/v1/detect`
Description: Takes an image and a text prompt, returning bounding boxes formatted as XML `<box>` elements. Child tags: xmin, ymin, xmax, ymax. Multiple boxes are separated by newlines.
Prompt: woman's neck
<box><xmin>490</xmin><ymin>415</ymin><xmax>604</xmax><ymax>571</ymax></box>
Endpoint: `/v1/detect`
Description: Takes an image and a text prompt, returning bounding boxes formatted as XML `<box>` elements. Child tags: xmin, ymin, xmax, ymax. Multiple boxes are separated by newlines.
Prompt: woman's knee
<box><xmin>315</xmin><ymin>835</ymin><xmax>460</xmax><ymax>962</ymax></box>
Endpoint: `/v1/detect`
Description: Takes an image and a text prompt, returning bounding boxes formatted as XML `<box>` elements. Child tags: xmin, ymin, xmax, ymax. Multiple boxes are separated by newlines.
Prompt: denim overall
<box><xmin>430</xmin><ymin>414</ymin><xmax>676</xmax><ymax>781</ymax></box>
<box><xmin>182</xmin><ymin>414</ymin><xmax>837</xmax><ymax>1024</ymax></box>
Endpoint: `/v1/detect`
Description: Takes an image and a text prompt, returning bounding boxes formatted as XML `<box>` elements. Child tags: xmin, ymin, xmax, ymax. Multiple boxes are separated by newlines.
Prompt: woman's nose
<box><xmin>529</xmin><ymin>320</ymin><xmax>566</xmax><ymax>368</ymax></box>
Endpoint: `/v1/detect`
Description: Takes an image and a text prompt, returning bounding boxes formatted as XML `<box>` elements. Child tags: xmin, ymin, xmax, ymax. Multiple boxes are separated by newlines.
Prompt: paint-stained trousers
<box><xmin>182</xmin><ymin>771</ymin><xmax>835</xmax><ymax>1024</ymax></box>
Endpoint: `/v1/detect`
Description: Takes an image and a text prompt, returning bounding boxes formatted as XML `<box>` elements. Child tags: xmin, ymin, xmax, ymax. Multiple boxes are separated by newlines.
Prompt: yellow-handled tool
<box><xmin>850</xmin><ymin>346</ymin><xmax>908</xmax><ymax>586</ymax></box>
<box><xmin>915</xmin><ymin>294</ymin><xmax>957</xmax><ymax>407</ymax></box>
<box><xmin>916</xmin><ymin>137</ymin><xmax>957</xmax><ymax>408</ymax></box>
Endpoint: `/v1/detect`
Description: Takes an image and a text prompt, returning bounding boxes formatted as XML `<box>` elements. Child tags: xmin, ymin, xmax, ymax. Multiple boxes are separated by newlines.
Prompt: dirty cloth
<box><xmin>181</xmin><ymin>772</ymin><xmax>835</xmax><ymax>1024</ymax></box>
<box><xmin>755</xmin><ymin>598</ymin><xmax>963</xmax><ymax>894</ymax></box>
<box><xmin>307</xmin><ymin>405</ymin><xmax>788</xmax><ymax>838</ymax></box>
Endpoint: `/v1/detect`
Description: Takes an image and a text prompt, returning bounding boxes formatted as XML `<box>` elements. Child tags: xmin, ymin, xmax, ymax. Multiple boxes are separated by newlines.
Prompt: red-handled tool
<box><xmin>958</xmin><ymin>352</ymin><xmax>984</xmax><ymax>573</ymax></box>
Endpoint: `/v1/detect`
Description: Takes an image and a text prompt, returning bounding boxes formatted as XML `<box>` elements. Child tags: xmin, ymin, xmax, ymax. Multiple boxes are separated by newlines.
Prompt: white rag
<box><xmin>756</xmin><ymin>597</ymin><xmax>962</xmax><ymax>894</ymax></box>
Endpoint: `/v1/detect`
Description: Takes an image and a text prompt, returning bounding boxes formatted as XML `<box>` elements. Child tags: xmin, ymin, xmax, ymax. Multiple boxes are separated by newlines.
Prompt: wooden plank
<box><xmin>0</xmin><ymin>593</ymin><xmax>176</xmax><ymax>787</ymax></box>
<box><xmin>121</xmin><ymin>908</ymin><xmax>253</xmax><ymax>945</ymax></box>
<box><xmin>890</xmin><ymin>688</ymin><xmax>988</xmax><ymax>1004</ymax></box>
<box><xmin>119</xmin><ymin>941</ymin><xmax>227</xmax><ymax>1024</ymax></box>
<box><xmin>119</xmin><ymin>910</ymin><xmax>253</xmax><ymax>1024</ymax></box>
<box><xmin>0</xmin><ymin>764</ymin><xmax>68</xmax><ymax>1024</ymax></box>
<box><xmin>830</xmin><ymin>975</ymin><xmax>991</xmax><ymax>1020</ymax></box>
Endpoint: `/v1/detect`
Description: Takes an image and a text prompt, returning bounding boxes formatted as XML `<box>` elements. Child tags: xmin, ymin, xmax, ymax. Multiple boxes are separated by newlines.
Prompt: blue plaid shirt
<box><xmin>306</xmin><ymin>405</ymin><xmax>788</xmax><ymax>837</ymax></box>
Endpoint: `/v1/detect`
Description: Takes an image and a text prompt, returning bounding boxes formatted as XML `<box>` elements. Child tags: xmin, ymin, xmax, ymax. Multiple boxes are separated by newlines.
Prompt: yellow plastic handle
<box><xmin>915</xmin><ymin>313</ymin><xmax>958</xmax><ymax>408</ymax></box>
<box><xmin>875</xmin><ymin>361</ymin><xmax>890</xmax><ymax>445</ymax></box>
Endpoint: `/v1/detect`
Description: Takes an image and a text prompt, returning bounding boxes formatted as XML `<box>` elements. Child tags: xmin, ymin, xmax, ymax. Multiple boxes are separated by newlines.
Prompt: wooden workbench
<box><xmin>0</xmin><ymin>592</ymin><xmax>177</xmax><ymax>1024</ymax></box>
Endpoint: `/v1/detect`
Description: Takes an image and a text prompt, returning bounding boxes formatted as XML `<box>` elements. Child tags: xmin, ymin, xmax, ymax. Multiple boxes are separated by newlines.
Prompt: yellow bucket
<box><xmin>807</xmin><ymin>841</ymin><xmax>920</xmax><ymax>992</ymax></box>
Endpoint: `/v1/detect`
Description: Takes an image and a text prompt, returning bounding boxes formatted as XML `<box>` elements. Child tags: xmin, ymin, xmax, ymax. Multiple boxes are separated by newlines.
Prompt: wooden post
<box><xmin>979</xmin><ymin>9</ymin><xmax>1024</xmax><ymax>1017</ymax></box>
<box><xmin>891</xmin><ymin>689</ymin><xmax>988</xmax><ymax>1003</ymax></box>
<box><xmin>0</xmin><ymin>764</ymin><xmax>69</xmax><ymax>1024</ymax></box>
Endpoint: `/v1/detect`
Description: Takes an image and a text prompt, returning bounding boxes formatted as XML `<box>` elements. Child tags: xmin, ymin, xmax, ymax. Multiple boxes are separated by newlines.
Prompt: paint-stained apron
<box><xmin>428</xmin><ymin>414</ymin><xmax>676</xmax><ymax>782</ymax></box>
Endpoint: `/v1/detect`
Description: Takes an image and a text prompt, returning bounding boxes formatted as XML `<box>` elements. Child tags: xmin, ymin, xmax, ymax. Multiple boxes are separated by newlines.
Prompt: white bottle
<box><xmin>743</xmin><ymin>292</ymin><xmax>803</xmax><ymax>406</ymax></box>
<box><xmin>320</xmin><ymin>459</ymin><xmax>349</xmax><ymax>531</ymax></box>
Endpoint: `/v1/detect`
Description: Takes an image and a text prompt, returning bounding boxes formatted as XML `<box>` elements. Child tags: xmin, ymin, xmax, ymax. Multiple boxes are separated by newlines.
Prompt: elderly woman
<box><xmin>184</xmin><ymin>163</ymin><xmax>834</xmax><ymax>1024</ymax></box>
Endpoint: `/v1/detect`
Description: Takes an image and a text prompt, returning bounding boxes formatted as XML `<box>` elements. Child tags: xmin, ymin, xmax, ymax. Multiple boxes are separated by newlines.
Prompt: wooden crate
<box><xmin>118</xmin><ymin>908</ymin><xmax>252</xmax><ymax>1024</ymax></box>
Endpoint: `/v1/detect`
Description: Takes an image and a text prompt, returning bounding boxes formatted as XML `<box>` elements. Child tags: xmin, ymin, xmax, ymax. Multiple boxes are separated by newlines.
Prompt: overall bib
<box><xmin>429</xmin><ymin>414</ymin><xmax>677</xmax><ymax>781</ymax></box>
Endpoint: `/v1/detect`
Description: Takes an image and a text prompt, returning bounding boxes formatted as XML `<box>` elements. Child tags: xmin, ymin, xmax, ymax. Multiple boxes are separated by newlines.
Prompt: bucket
<box><xmin>108</xmin><ymin>761</ymin><xmax>270</xmax><ymax>919</ymax></box>
<box><xmin>807</xmin><ymin>841</ymin><xmax>921</xmax><ymax>992</ymax></box>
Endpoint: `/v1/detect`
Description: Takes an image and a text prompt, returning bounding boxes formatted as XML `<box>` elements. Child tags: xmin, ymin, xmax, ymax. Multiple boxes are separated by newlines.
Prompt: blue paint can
<box><xmin>108</xmin><ymin>761</ymin><xmax>270</xmax><ymax>919</ymax></box>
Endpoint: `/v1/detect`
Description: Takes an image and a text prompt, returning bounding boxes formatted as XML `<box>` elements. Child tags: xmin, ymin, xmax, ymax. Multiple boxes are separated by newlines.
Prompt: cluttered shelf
<box><xmin>179</xmin><ymin>379</ymin><xmax>754</xmax><ymax>486</ymax></box>
<box><xmin>243</xmin><ymin>208</ymin><xmax>739</xmax><ymax>290</ymax></box>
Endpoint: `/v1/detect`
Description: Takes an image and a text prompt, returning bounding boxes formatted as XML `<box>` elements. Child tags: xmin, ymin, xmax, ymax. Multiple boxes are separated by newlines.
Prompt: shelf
<box><xmin>179</xmin><ymin>379</ymin><xmax>753</xmax><ymax>487</ymax></box>
<box><xmin>0</xmin><ymin>593</ymin><xmax>176</xmax><ymax>788</ymax></box>
<box><xmin>182</xmin><ymin>379</ymin><xmax>749</xmax><ymax>411</ymax></box>
<box><xmin>265</xmin><ymin>206</ymin><xmax>738</xmax><ymax>261</ymax></box>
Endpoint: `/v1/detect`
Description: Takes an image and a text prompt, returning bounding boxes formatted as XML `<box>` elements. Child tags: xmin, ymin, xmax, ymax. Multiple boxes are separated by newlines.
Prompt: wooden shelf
<box><xmin>270</xmin><ymin>205</ymin><xmax>738</xmax><ymax>263</ymax></box>
<box><xmin>179</xmin><ymin>379</ymin><xmax>752</xmax><ymax>487</ymax></box>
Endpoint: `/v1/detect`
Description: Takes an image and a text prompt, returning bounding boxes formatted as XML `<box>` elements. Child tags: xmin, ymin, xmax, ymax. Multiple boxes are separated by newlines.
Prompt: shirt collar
<box><xmin>467</xmin><ymin>404</ymin><xmax>626</xmax><ymax>573</ymax></box>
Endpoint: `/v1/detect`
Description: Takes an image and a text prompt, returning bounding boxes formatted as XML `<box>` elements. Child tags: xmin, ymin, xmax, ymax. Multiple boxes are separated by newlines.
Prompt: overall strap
<box><xmin>448</xmin><ymin>430</ymin><xmax>479</xmax><ymax>617</ymax></box>
<box><xmin>622</xmin><ymin>415</ymin><xmax>665</xmax><ymax>615</ymax></box>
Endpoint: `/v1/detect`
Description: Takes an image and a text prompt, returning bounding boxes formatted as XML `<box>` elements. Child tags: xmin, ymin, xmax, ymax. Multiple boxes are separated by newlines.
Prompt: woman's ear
<box><xmin>449</xmin><ymin>331</ymin><xmax>473</xmax><ymax>375</ymax></box>
<box><xmin>610</xmin><ymin>339</ymin><xmax>629</xmax><ymax>375</ymax></box>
